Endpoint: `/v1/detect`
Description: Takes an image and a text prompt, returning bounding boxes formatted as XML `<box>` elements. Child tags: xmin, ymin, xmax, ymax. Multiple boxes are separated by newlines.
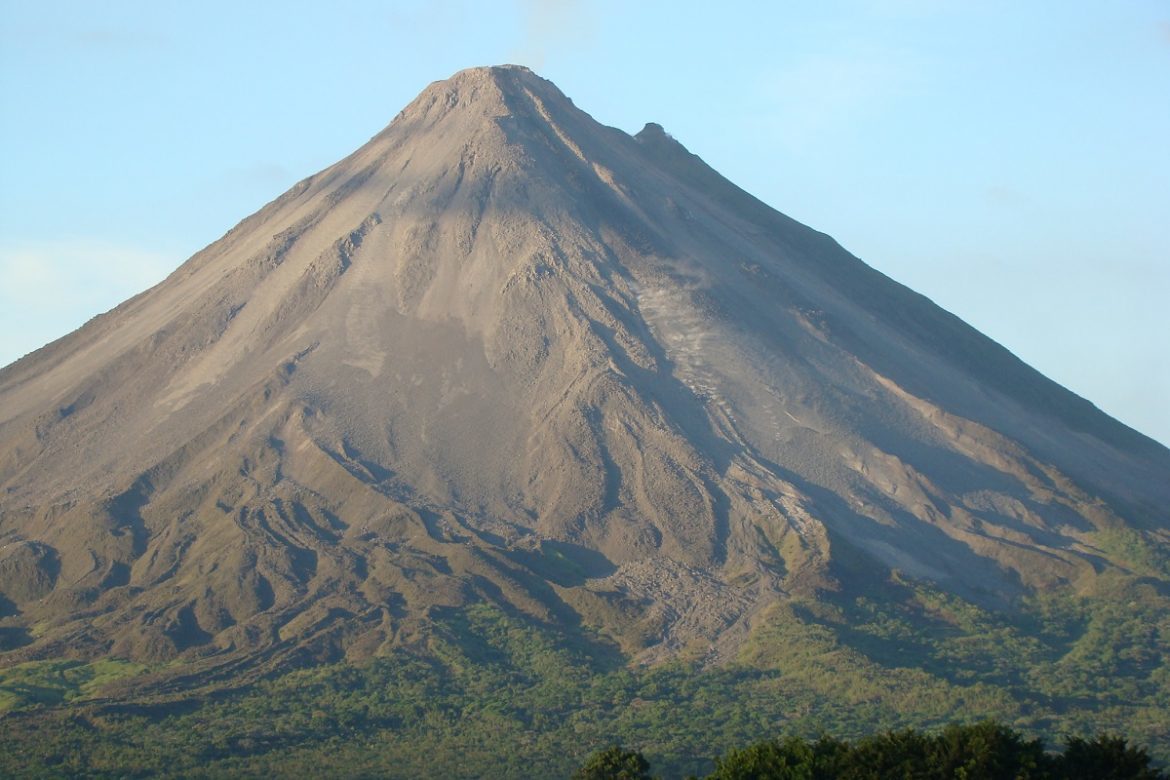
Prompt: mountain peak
<box><xmin>427</xmin><ymin>63</ymin><xmax>543</xmax><ymax>100</ymax></box>
<box><xmin>0</xmin><ymin>65</ymin><xmax>1166</xmax><ymax>675</ymax></box>
<box><xmin>636</xmin><ymin>121</ymin><xmax>668</xmax><ymax>138</ymax></box>
<box><xmin>451</xmin><ymin>63</ymin><xmax>537</xmax><ymax>81</ymax></box>
<box><xmin>390</xmin><ymin>63</ymin><xmax>566</xmax><ymax>128</ymax></box>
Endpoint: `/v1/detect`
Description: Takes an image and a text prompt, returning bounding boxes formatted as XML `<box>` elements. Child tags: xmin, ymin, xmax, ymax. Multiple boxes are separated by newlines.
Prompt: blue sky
<box><xmin>1</xmin><ymin>1</ymin><xmax>1167</xmax><ymax>446</ymax></box>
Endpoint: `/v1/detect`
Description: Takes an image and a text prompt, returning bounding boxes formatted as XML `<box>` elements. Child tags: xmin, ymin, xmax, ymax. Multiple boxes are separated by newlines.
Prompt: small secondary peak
<box><xmin>636</xmin><ymin>122</ymin><xmax>669</xmax><ymax>138</ymax></box>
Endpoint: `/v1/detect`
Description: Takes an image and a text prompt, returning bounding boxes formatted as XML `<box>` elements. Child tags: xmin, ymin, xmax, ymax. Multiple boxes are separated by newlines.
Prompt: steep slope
<box><xmin>1</xmin><ymin>65</ymin><xmax>1167</xmax><ymax>675</ymax></box>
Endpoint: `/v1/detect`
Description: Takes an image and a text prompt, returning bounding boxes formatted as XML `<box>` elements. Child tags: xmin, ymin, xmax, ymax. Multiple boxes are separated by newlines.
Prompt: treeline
<box><xmin>4</xmin><ymin>603</ymin><xmax>1169</xmax><ymax>776</ymax></box>
<box><xmin>575</xmin><ymin>721</ymin><xmax>1166</xmax><ymax>779</ymax></box>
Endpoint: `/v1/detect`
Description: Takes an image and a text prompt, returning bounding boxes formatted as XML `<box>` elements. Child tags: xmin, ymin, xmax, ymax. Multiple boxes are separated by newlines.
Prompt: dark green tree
<box><xmin>844</xmin><ymin>728</ymin><xmax>933</xmax><ymax>779</ymax></box>
<box><xmin>927</xmin><ymin>720</ymin><xmax>1050</xmax><ymax>779</ymax></box>
<box><xmin>706</xmin><ymin>736</ymin><xmax>817</xmax><ymax>779</ymax></box>
<box><xmin>1057</xmin><ymin>735</ymin><xmax>1166</xmax><ymax>780</ymax></box>
<box><xmin>573</xmin><ymin>745</ymin><xmax>653</xmax><ymax>780</ymax></box>
<box><xmin>809</xmin><ymin>735</ymin><xmax>852</xmax><ymax>779</ymax></box>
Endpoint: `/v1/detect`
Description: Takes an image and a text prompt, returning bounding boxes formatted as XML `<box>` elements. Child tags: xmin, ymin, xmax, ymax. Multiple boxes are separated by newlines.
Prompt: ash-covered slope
<box><xmin>1</xmin><ymin>65</ymin><xmax>1167</xmax><ymax>669</ymax></box>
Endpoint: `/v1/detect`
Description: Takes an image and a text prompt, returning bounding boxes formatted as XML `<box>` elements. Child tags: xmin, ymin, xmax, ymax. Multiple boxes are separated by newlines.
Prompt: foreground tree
<box><xmin>572</xmin><ymin>723</ymin><xmax>1168</xmax><ymax>779</ymax></box>
<box><xmin>925</xmin><ymin>720</ymin><xmax>1049</xmax><ymax>778</ymax></box>
<box><xmin>707</xmin><ymin>736</ymin><xmax>816</xmax><ymax>779</ymax></box>
<box><xmin>1056</xmin><ymin>735</ymin><xmax>1164</xmax><ymax>780</ymax></box>
<box><xmin>572</xmin><ymin>745</ymin><xmax>653</xmax><ymax>780</ymax></box>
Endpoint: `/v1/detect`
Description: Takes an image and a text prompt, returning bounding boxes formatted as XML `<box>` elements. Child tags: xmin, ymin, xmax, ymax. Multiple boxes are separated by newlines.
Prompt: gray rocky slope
<box><xmin>1</xmin><ymin>65</ymin><xmax>1167</xmax><ymax>669</ymax></box>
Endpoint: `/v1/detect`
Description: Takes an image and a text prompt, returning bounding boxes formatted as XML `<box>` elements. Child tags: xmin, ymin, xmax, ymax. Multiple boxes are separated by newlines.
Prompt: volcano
<box><xmin>1</xmin><ymin>65</ymin><xmax>1168</xmax><ymax>683</ymax></box>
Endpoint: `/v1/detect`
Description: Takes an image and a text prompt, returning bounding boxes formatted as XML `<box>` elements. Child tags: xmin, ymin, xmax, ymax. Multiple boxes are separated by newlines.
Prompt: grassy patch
<box><xmin>0</xmin><ymin>657</ymin><xmax>146</xmax><ymax>713</ymax></box>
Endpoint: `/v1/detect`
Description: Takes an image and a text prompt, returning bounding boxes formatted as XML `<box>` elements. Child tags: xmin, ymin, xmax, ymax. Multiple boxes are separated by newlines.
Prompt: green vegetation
<box><xmin>0</xmin><ymin>658</ymin><xmax>145</xmax><ymax>712</ymax></box>
<box><xmin>573</xmin><ymin>745</ymin><xmax>653</xmax><ymax>780</ymax></box>
<box><xmin>0</xmin><ymin>576</ymin><xmax>1167</xmax><ymax>777</ymax></box>
<box><xmin>576</xmin><ymin>723</ymin><xmax>1165</xmax><ymax>779</ymax></box>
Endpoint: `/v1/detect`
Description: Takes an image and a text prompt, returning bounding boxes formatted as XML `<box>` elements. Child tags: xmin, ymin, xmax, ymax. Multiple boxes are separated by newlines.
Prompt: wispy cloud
<box><xmin>984</xmin><ymin>184</ymin><xmax>1032</xmax><ymax>209</ymax></box>
<box><xmin>68</xmin><ymin>27</ymin><xmax>166</xmax><ymax>50</ymax></box>
<box><xmin>510</xmin><ymin>0</ymin><xmax>595</xmax><ymax>70</ymax></box>
<box><xmin>224</xmin><ymin>162</ymin><xmax>293</xmax><ymax>189</ymax></box>
<box><xmin>863</xmin><ymin>0</ymin><xmax>958</xmax><ymax>17</ymax></box>
<box><xmin>0</xmin><ymin>240</ymin><xmax>174</xmax><ymax>367</ymax></box>
<box><xmin>0</xmin><ymin>15</ymin><xmax>168</xmax><ymax>52</ymax></box>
